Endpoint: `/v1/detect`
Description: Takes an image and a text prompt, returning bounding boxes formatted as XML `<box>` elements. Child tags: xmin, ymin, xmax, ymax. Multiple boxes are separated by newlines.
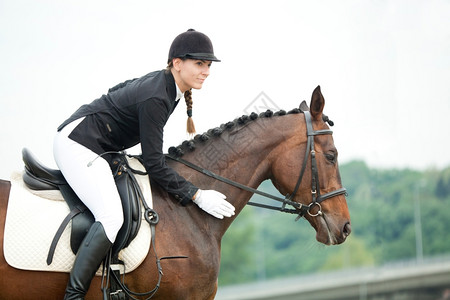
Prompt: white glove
<box><xmin>193</xmin><ymin>189</ymin><xmax>235</xmax><ymax>219</ymax></box>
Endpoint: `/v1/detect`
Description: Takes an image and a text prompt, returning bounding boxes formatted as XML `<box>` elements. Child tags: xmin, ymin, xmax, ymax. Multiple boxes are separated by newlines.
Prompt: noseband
<box><xmin>166</xmin><ymin>111</ymin><xmax>347</xmax><ymax>220</ymax></box>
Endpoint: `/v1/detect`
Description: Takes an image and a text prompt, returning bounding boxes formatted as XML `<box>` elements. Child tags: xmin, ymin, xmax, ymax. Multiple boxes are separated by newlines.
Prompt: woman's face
<box><xmin>172</xmin><ymin>58</ymin><xmax>212</xmax><ymax>92</ymax></box>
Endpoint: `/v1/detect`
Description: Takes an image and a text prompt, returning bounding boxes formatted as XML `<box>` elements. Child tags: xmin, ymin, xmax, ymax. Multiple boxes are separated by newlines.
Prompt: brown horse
<box><xmin>0</xmin><ymin>86</ymin><xmax>350</xmax><ymax>300</ymax></box>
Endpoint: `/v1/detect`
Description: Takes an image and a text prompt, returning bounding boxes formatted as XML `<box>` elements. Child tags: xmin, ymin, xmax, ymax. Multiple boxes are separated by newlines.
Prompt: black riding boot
<box><xmin>64</xmin><ymin>222</ymin><xmax>112</xmax><ymax>300</ymax></box>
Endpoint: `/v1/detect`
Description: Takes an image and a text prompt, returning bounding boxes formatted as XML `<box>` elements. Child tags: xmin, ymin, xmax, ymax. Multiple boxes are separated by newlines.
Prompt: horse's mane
<box><xmin>168</xmin><ymin>108</ymin><xmax>303</xmax><ymax>158</ymax></box>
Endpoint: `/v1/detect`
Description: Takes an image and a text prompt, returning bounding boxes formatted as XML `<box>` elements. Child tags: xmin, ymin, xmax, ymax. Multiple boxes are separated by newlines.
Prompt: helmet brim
<box><xmin>179</xmin><ymin>53</ymin><xmax>221</xmax><ymax>62</ymax></box>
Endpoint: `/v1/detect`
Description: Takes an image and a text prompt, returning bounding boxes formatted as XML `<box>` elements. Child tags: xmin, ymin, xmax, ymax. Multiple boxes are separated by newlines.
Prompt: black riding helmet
<box><xmin>168</xmin><ymin>29</ymin><xmax>221</xmax><ymax>63</ymax></box>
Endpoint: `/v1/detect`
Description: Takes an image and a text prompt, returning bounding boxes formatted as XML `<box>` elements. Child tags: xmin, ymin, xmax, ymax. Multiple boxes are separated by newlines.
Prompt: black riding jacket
<box><xmin>57</xmin><ymin>69</ymin><xmax>198</xmax><ymax>205</ymax></box>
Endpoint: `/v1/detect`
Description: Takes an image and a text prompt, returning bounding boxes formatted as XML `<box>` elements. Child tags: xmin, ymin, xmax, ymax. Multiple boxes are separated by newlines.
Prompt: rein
<box><xmin>167</xmin><ymin>111</ymin><xmax>347</xmax><ymax>220</ymax></box>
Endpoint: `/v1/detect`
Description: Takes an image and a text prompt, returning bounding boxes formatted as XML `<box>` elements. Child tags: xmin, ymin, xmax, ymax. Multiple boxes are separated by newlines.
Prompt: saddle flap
<box><xmin>112</xmin><ymin>170</ymin><xmax>142</xmax><ymax>256</ymax></box>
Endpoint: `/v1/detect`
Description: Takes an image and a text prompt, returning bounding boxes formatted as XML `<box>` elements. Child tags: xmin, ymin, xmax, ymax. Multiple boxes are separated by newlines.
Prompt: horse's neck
<box><xmin>184</xmin><ymin>115</ymin><xmax>303</xmax><ymax>234</ymax></box>
<box><xmin>197</xmin><ymin>121</ymin><xmax>275</xmax><ymax>182</ymax></box>
<box><xmin>221</xmin><ymin>115</ymin><xmax>303</xmax><ymax>181</ymax></box>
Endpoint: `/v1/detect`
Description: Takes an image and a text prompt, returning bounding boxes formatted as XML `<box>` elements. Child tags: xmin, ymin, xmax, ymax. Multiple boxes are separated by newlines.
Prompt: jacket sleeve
<box><xmin>138</xmin><ymin>98</ymin><xmax>198</xmax><ymax>205</ymax></box>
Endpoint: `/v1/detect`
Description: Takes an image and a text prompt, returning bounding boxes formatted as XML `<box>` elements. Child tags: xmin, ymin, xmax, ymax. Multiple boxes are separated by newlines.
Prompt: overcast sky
<box><xmin>1</xmin><ymin>0</ymin><xmax>449</xmax><ymax>180</ymax></box>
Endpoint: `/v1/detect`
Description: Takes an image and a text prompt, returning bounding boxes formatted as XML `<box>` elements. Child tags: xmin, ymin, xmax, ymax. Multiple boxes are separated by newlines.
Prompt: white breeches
<box><xmin>53</xmin><ymin>118</ymin><xmax>124</xmax><ymax>243</ymax></box>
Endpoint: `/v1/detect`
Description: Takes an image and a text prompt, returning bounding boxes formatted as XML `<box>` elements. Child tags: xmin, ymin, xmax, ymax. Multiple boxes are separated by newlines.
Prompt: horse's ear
<box><xmin>310</xmin><ymin>85</ymin><xmax>325</xmax><ymax>121</ymax></box>
<box><xmin>299</xmin><ymin>100</ymin><xmax>309</xmax><ymax>111</ymax></box>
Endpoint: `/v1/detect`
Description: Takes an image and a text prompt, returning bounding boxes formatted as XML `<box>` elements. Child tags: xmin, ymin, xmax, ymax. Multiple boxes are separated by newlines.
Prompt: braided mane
<box><xmin>168</xmin><ymin>108</ymin><xmax>303</xmax><ymax>158</ymax></box>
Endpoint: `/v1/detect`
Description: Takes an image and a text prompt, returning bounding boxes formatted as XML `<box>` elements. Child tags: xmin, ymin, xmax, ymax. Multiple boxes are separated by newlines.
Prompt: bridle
<box><xmin>166</xmin><ymin>111</ymin><xmax>347</xmax><ymax>221</ymax></box>
<box><xmin>284</xmin><ymin>111</ymin><xmax>347</xmax><ymax>219</ymax></box>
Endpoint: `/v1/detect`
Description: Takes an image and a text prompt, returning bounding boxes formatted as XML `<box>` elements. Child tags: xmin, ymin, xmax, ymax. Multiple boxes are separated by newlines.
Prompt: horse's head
<box><xmin>270</xmin><ymin>86</ymin><xmax>351</xmax><ymax>245</ymax></box>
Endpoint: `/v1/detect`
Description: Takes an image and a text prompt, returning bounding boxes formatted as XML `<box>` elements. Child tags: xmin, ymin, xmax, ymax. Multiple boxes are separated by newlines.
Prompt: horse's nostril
<box><xmin>343</xmin><ymin>222</ymin><xmax>351</xmax><ymax>238</ymax></box>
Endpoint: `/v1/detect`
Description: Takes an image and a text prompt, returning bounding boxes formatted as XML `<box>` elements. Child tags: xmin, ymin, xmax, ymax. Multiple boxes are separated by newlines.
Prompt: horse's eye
<box><xmin>325</xmin><ymin>152</ymin><xmax>336</xmax><ymax>164</ymax></box>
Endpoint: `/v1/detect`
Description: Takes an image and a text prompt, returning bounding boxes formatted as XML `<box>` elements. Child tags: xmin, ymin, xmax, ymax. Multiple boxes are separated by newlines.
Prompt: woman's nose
<box><xmin>202</xmin><ymin>66</ymin><xmax>210</xmax><ymax>76</ymax></box>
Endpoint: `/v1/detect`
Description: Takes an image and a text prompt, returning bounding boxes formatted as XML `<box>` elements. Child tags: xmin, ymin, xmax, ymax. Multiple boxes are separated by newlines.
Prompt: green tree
<box><xmin>219</xmin><ymin>207</ymin><xmax>257</xmax><ymax>285</ymax></box>
<box><xmin>219</xmin><ymin>161</ymin><xmax>450</xmax><ymax>286</ymax></box>
<box><xmin>320</xmin><ymin>236</ymin><xmax>376</xmax><ymax>270</ymax></box>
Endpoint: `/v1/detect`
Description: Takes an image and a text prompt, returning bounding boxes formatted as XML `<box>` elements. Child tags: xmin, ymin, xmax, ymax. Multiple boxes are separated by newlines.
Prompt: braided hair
<box><xmin>184</xmin><ymin>88</ymin><xmax>195</xmax><ymax>134</ymax></box>
<box><xmin>167</xmin><ymin>61</ymin><xmax>196</xmax><ymax>135</ymax></box>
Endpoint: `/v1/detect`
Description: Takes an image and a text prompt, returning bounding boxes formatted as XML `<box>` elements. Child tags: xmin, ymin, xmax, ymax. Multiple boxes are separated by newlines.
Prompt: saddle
<box><xmin>21</xmin><ymin>148</ymin><xmax>143</xmax><ymax>261</ymax></box>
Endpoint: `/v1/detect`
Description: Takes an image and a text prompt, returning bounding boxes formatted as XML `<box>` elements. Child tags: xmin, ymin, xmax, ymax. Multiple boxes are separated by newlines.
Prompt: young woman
<box><xmin>53</xmin><ymin>29</ymin><xmax>235</xmax><ymax>300</ymax></box>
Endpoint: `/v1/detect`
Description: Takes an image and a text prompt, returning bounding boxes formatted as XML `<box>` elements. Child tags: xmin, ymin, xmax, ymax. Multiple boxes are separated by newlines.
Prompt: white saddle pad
<box><xmin>4</xmin><ymin>158</ymin><xmax>152</xmax><ymax>276</ymax></box>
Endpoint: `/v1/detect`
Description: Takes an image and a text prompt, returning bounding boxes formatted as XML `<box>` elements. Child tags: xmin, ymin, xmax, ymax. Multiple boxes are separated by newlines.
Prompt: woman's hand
<box><xmin>193</xmin><ymin>190</ymin><xmax>235</xmax><ymax>219</ymax></box>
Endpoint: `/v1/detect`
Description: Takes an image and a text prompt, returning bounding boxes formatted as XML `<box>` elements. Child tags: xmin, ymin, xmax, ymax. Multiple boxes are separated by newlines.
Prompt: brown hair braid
<box><xmin>167</xmin><ymin>61</ymin><xmax>196</xmax><ymax>135</ymax></box>
<box><xmin>185</xmin><ymin>89</ymin><xmax>196</xmax><ymax>135</ymax></box>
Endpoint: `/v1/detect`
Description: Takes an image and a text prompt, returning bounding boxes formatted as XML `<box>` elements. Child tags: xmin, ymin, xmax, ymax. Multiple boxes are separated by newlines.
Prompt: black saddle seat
<box><xmin>22</xmin><ymin>148</ymin><xmax>66</xmax><ymax>190</ymax></box>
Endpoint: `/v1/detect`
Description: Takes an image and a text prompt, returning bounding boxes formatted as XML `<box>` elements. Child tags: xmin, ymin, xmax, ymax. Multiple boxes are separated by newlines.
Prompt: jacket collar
<box><xmin>164</xmin><ymin>69</ymin><xmax>178</xmax><ymax>101</ymax></box>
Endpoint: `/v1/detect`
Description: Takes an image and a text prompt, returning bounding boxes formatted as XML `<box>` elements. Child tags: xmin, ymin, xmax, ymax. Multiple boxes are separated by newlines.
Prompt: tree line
<box><xmin>218</xmin><ymin>161</ymin><xmax>450</xmax><ymax>286</ymax></box>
